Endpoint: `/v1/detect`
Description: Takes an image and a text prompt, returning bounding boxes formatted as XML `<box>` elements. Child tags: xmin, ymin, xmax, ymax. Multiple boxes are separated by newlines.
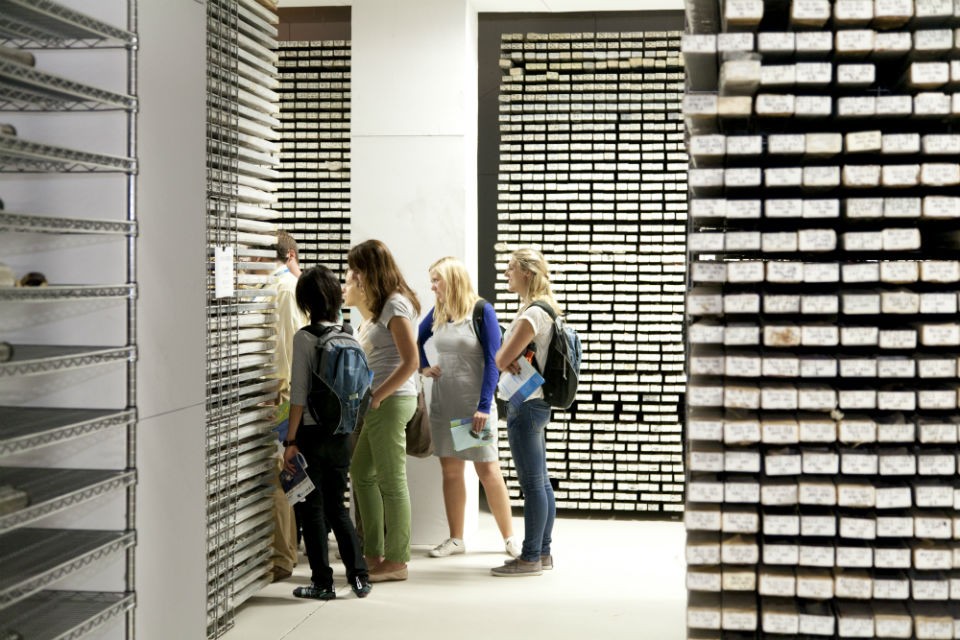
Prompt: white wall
<box><xmin>135</xmin><ymin>1</ymin><xmax>209</xmax><ymax>637</ymax></box>
<box><xmin>351</xmin><ymin>0</ymin><xmax>481</xmax><ymax>544</ymax></box>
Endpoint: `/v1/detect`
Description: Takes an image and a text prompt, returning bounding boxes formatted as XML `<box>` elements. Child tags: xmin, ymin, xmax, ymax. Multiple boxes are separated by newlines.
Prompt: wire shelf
<box><xmin>1</xmin><ymin>590</ymin><xmax>134</xmax><ymax>640</ymax></box>
<box><xmin>0</xmin><ymin>407</ymin><xmax>135</xmax><ymax>456</ymax></box>
<box><xmin>0</xmin><ymin>467</ymin><xmax>136</xmax><ymax>532</ymax></box>
<box><xmin>0</xmin><ymin>59</ymin><xmax>136</xmax><ymax>111</ymax></box>
<box><xmin>0</xmin><ymin>0</ymin><xmax>135</xmax><ymax>48</ymax></box>
<box><xmin>0</xmin><ymin>345</ymin><xmax>135</xmax><ymax>378</ymax></box>
<box><xmin>0</xmin><ymin>212</ymin><xmax>135</xmax><ymax>236</ymax></box>
<box><xmin>0</xmin><ymin>133</ymin><xmax>136</xmax><ymax>173</ymax></box>
<box><xmin>0</xmin><ymin>284</ymin><xmax>136</xmax><ymax>302</ymax></box>
<box><xmin>0</xmin><ymin>528</ymin><xmax>135</xmax><ymax>607</ymax></box>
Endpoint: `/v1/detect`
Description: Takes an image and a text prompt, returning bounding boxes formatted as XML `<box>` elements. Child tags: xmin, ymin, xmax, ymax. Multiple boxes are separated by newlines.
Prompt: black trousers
<box><xmin>295</xmin><ymin>422</ymin><xmax>367</xmax><ymax>588</ymax></box>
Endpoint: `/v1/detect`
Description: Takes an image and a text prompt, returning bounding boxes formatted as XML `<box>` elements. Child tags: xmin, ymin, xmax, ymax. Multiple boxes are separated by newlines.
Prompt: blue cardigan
<box><xmin>417</xmin><ymin>302</ymin><xmax>501</xmax><ymax>414</ymax></box>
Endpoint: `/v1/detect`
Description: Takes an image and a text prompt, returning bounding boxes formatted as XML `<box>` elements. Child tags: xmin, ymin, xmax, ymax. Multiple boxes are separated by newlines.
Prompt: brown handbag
<box><xmin>405</xmin><ymin>387</ymin><xmax>433</xmax><ymax>457</ymax></box>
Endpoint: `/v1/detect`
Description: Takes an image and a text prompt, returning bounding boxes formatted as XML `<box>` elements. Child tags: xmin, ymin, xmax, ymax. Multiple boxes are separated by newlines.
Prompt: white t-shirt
<box><xmin>359</xmin><ymin>292</ymin><xmax>419</xmax><ymax>397</ymax></box>
<box><xmin>501</xmin><ymin>302</ymin><xmax>553</xmax><ymax>401</ymax></box>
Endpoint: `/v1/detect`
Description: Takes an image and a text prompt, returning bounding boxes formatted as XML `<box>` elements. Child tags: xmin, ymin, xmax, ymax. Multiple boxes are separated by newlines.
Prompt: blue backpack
<box><xmin>529</xmin><ymin>301</ymin><xmax>582</xmax><ymax>410</ymax></box>
<box><xmin>303</xmin><ymin>323</ymin><xmax>373</xmax><ymax>434</ymax></box>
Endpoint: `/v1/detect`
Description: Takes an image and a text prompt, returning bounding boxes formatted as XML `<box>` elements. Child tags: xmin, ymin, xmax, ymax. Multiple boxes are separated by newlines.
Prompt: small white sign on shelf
<box><xmin>214</xmin><ymin>246</ymin><xmax>235</xmax><ymax>299</ymax></box>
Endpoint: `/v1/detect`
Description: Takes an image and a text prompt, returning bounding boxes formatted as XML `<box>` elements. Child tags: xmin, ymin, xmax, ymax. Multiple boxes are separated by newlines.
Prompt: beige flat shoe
<box><xmin>369</xmin><ymin>566</ymin><xmax>408</xmax><ymax>582</ymax></box>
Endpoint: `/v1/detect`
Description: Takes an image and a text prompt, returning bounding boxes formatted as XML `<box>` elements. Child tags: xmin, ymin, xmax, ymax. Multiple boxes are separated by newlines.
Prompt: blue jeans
<box><xmin>506</xmin><ymin>399</ymin><xmax>555</xmax><ymax>562</ymax></box>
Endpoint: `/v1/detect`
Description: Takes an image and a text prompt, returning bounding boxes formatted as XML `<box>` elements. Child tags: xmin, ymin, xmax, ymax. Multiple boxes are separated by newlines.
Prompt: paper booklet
<box><xmin>450</xmin><ymin>417</ymin><xmax>494</xmax><ymax>451</ymax></box>
<box><xmin>280</xmin><ymin>452</ymin><xmax>315</xmax><ymax>504</ymax></box>
<box><xmin>496</xmin><ymin>351</ymin><xmax>544</xmax><ymax>408</ymax></box>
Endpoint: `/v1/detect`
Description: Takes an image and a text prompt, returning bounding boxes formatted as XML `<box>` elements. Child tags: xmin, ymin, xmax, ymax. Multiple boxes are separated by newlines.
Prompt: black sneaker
<box><xmin>351</xmin><ymin>575</ymin><xmax>372</xmax><ymax>598</ymax></box>
<box><xmin>293</xmin><ymin>584</ymin><xmax>336</xmax><ymax>600</ymax></box>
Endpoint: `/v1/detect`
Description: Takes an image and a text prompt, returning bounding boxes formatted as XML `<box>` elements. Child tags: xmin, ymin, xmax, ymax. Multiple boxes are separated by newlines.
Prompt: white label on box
<box><xmin>725</xmin><ymin>294</ymin><xmax>761</xmax><ymax>314</ymax></box>
<box><xmin>763</xmin><ymin>357</ymin><xmax>799</xmax><ymax>377</ymax></box>
<box><xmin>727</xmin><ymin>261</ymin><xmax>764</xmax><ymax>282</ymax></box>
<box><xmin>796</xmin><ymin>31</ymin><xmax>833</xmax><ymax>52</ymax></box>
<box><xmin>834</xmin><ymin>573</ymin><xmax>872</xmax><ymax>598</ymax></box>
<box><xmin>802</xmin><ymin>325</ymin><xmax>839</xmax><ymax>345</ymax></box>
<box><xmin>920</xmin><ymin>261</ymin><xmax>960</xmax><ymax>282</ymax></box>
<box><xmin>919</xmin><ymin>390</ymin><xmax>957</xmax><ymax>410</ymax></box>
<box><xmin>915</xmin><ymin>547</ymin><xmax>952</xmax><ymax>570</ymax></box>
<box><xmin>717</xmin><ymin>31</ymin><xmax>756</xmax><ymax>50</ymax></box>
<box><xmin>799</xmin><ymin>420</ymin><xmax>836</xmax><ymax>442</ymax></box>
<box><xmin>798</xmin><ymin>229</ymin><xmax>837</xmax><ymax>251</ymax></box>
<box><xmin>764</xmin><ymin>514</ymin><xmax>799</xmax><ymax>535</ymax></box>
<box><xmin>766</xmin><ymin>452</ymin><xmax>802</xmax><ymax>475</ymax></box>
<box><xmin>837</xmin><ymin>546</ymin><xmax>874</xmax><ymax>567</ymax></box>
<box><xmin>765</xmin><ymin>198</ymin><xmax>802</xmax><ymax>218</ymax></box>
<box><xmin>726</xmin><ymin>168</ymin><xmax>763</xmax><ymax>187</ymax></box>
<box><xmin>764</xmin><ymin>324</ymin><xmax>801</xmax><ymax>346</ymax></box>
<box><xmin>725</xmin><ymin>231</ymin><xmax>762</xmax><ymax>251</ymax></box>
<box><xmin>722</xmin><ymin>509</ymin><xmax>760</xmax><ymax>533</ymax></box>
<box><xmin>801</xmin><ymin>358</ymin><xmax>837</xmax><ymax>377</ymax></box>
<box><xmin>727</xmin><ymin>136</ymin><xmax>763</xmax><ymax>155</ymax></box>
<box><xmin>692</xmin><ymin>262</ymin><xmax>727</xmax><ymax>283</ymax></box>
<box><xmin>762</xmin><ymin>420</ymin><xmax>799</xmax><ymax>444</ymax></box>
<box><xmin>688</xmin><ymin>385</ymin><xmax>724</xmax><ymax>407</ymax></box>
<box><xmin>687</xmin><ymin>542</ymin><xmax>721</xmax><ymax>565</ymax></box>
<box><xmin>835</xmin><ymin>29</ymin><xmax>874</xmax><ymax>52</ymax></box>
<box><xmin>721</xmin><ymin>539</ymin><xmax>759</xmax><ymax>564</ymax></box>
<box><xmin>688</xmin><ymin>419</ymin><xmax>723</xmax><ymax>441</ymax></box>
<box><xmin>840</xmin><ymin>419</ymin><xmax>877</xmax><ymax>442</ymax></box>
<box><xmin>806</xmin><ymin>132</ymin><xmax>842</xmax><ymax>154</ymax></box>
<box><xmin>761</xmin><ymin>386</ymin><xmax>799</xmax><ymax>410</ymax></box>
<box><xmin>841</xmin><ymin>326</ymin><xmax>878</xmax><ymax>346</ymax></box>
<box><xmin>689</xmin><ymin>323</ymin><xmax>724</xmax><ymax>344</ymax></box>
<box><xmin>838</xmin><ymin>96</ymin><xmax>877</xmax><ymax>118</ymax></box>
<box><xmin>885</xmin><ymin>197</ymin><xmax>922</xmax><ymax>218</ymax></box>
<box><xmin>880</xmin><ymin>260</ymin><xmax>919</xmax><ymax>282</ymax></box>
<box><xmin>878</xmin><ymin>421</ymin><xmax>915</xmax><ymax>442</ymax></box>
<box><xmin>725</xmin><ymin>481</ymin><xmax>760</xmax><ymax>503</ymax></box>
<box><xmin>686</xmin><ymin>507</ymin><xmax>723</xmax><ymax>529</ymax></box>
<box><xmin>689</xmin><ymin>233</ymin><xmax>726</xmax><ymax>252</ymax></box>
<box><xmin>722</xmin><ymin>568</ymin><xmax>757</xmax><ymax>591</ymax></box>
<box><xmin>768</xmin><ymin>134</ymin><xmax>805</xmax><ymax>155</ymax></box>
<box><xmin>761</xmin><ymin>482</ymin><xmax>798</xmax><ymax>505</ymax></box>
<box><xmin>879</xmin><ymin>329</ymin><xmax>917</xmax><ymax>349</ymax></box>
<box><xmin>843</xmin><ymin>294</ymin><xmax>881</xmax><ymax>314</ymax></box>
<box><xmin>913</xmin><ymin>577</ymin><xmax>950</xmax><ymax>600</ymax></box>
<box><xmin>691</xmin><ymin>199</ymin><xmax>727</xmax><ymax>218</ymax></box>
<box><xmin>879</xmin><ymin>453</ymin><xmax>916</xmax><ymax>475</ymax></box>
<box><xmin>841</xmin><ymin>516</ymin><xmax>877</xmax><ymax>539</ymax></box>
<box><xmin>689</xmin><ymin>168</ymin><xmax>725</xmax><ymax>188</ymax></box>
<box><xmin>690</xmin><ymin>135</ymin><xmax>726</xmax><ymax>156</ymax></box>
<box><xmin>762</xmin><ymin>232</ymin><xmax>798</xmax><ymax>252</ymax></box>
<box><xmin>767</xmin><ymin>261</ymin><xmax>804</xmax><ymax>282</ymax></box>
<box><xmin>688</xmin><ymin>480</ymin><xmax>725</xmax><ymax>502</ymax></box>
<box><xmin>882</xmin><ymin>226</ymin><xmax>922</xmax><ymax>249</ymax></box>
<box><xmin>910</xmin><ymin>61</ymin><xmax>950</xmax><ymax>86</ymax></box>
<box><xmin>801</xmin><ymin>514</ymin><xmax>836</xmax><ymax>537</ymax></box>
<box><xmin>874</xmin><ymin>577</ymin><xmax>910</xmax><ymax>599</ymax></box>
<box><xmin>726</xmin><ymin>199</ymin><xmax>762</xmax><ymax>219</ymax></box>
<box><xmin>875</xmin><ymin>486</ymin><xmax>912</xmax><ymax>509</ymax></box>
<box><xmin>761</xmin><ymin>64</ymin><xmax>795</xmax><ymax>86</ymax></box>
<box><xmin>799</xmin><ymin>387</ymin><xmax>837</xmax><ymax>410</ymax></box>
<box><xmin>755</xmin><ymin>93</ymin><xmax>796</xmax><ymax>115</ymax></box>
<box><xmin>803</xmin><ymin>450</ymin><xmax>840</xmax><ymax>474</ymax></box>
<box><xmin>804</xmin><ymin>165</ymin><xmax>840</xmax><ymax>187</ymax></box>
<box><xmin>838</xmin><ymin>63</ymin><xmax>876</xmax><ymax>85</ymax></box>
<box><xmin>922</xmin><ymin>162</ymin><xmax>960</xmax><ymax>186</ymax></box>
<box><xmin>725</xmin><ymin>421</ymin><xmax>761</xmax><ymax>444</ymax></box>
<box><xmin>725</xmin><ymin>451</ymin><xmax>761</xmax><ymax>473</ymax></box>
<box><xmin>801</xmin><ymin>295</ymin><xmax>838</xmax><ymax>314</ymax></box>
<box><xmin>799</xmin><ymin>544</ymin><xmax>835</xmax><ymax>567</ymax></box>
<box><xmin>923</xmin><ymin>134</ymin><xmax>960</xmax><ymax>155</ymax></box>
<box><xmin>846</xmin><ymin>197</ymin><xmax>884</xmax><ymax>218</ymax></box>
<box><xmin>725</xmin><ymin>386</ymin><xmax>760</xmax><ymax>409</ymax></box>
<box><xmin>846</xmin><ymin>129</ymin><xmax>882</xmax><ymax>153</ymax></box>
<box><xmin>682</xmin><ymin>34</ymin><xmax>718</xmax><ymax>53</ymax></box>
<box><xmin>882</xmin><ymin>132</ymin><xmax>921</xmax><ymax>154</ymax></box>
<box><xmin>797</xmin><ymin>96</ymin><xmax>832</xmax><ymax>118</ymax></box>
<box><xmin>919</xmin><ymin>422</ymin><xmax>957</xmax><ymax>443</ymax></box>
<box><xmin>914</xmin><ymin>28</ymin><xmax>953</xmax><ymax>51</ymax></box>
<box><xmin>799</xmin><ymin>611</ymin><xmax>836</xmax><ymax>635</ymax></box>
<box><xmin>882</xmin><ymin>291</ymin><xmax>920</xmax><ymax>314</ymax></box>
<box><xmin>841</xmin><ymin>358</ymin><xmax>877</xmax><ymax>377</ymax></box>
<box><xmin>765</xmin><ymin>543</ymin><xmax>800</xmax><ymax>565</ymax></box>
<box><xmin>916</xmin><ymin>484</ymin><xmax>954</xmax><ymax>507</ymax></box>
<box><xmin>799</xmin><ymin>481</ymin><xmax>837</xmax><ymax>505</ymax></box>
<box><xmin>804</xmin><ymin>199</ymin><xmax>840</xmax><ymax>219</ymax></box>
<box><xmin>687</xmin><ymin>567</ymin><xmax>722</xmax><ymax>591</ymax></box>
<box><xmin>765</xmin><ymin>295</ymin><xmax>801</xmax><ymax>313</ymax></box>
<box><xmin>842</xmin><ymin>452</ymin><xmax>879</xmax><ymax>475</ymax></box>
<box><xmin>835</xmin><ymin>0</ymin><xmax>875</xmax><ymax>20</ymax></box>
<box><xmin>839</xmin><ymin>390</ymin><xmax>877</xmax><ymax>409</ymax></box>
<box><xmin>838</xmin><ymin>483</ymin><xmax>876</xmax><ymax>506</ymax></box>
<box><xmin>877</xmin><ymin>516</ymin><xmax>913</xmax><ymax>537</ymax></box>
<box><xmin>878</xmin><ymin>391</ymin><xmax>916</xmax><ymax>411</ymax></box>
<box><xmin>758</xmin><ymin>31</ymin><xmax>795</xmax><ymax>52</ymax></box>
<box><xmin>875</xmin><ymin>547</ymin><xmax>911</xmax><ymax>568</ymax></box>
<box><xmin>843</xmin><ymin>231</ymin><xmax>883</xmax><ymax>251</ymax></box>
<box><xmin>765</xmin><ymin>167</ymin><xmax>803</xmax><ymax>187</ymax></box>
<box><xmin>915</xmin><ymin>92</ymin><xmax>951</xmax><ymax>115</ymax></box>
<box><xmin>915</xmin><ymin>515</ymin><xmax>952</xmax><ymax>538</ymax></box>
<box><xmin>876</xmin><ymin>94</ymin><xmax>913</xmax><ymax>115</ymax></box>
<box><xmin>725</xmin><ymin>324</ymin><xmax>760</xmax><ymax>345</ymax></box>
<box><xmin>759</xmin><ymin>571</ymin><xmax>796</xmax><ymax>597</ymax></box>
<box><xmin>915</xmin><ymin>0</ymin><xmax>952</xmax><ymax>16</ymax></box>
<box><xmin>920</xmin><ymin>324</ymin><xmax>960</xmax><ymax>346</ymax></box>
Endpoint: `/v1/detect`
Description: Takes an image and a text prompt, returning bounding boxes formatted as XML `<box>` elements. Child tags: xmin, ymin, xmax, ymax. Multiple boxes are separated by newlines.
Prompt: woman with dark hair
<box><xmin>283</xmin><ymin>266</ymin><xmax>370</xmax><ymax>600</ymax></box>
<box><xmin>345</xmin><ymin>239</ymin><xmax>420</xmax><ymax>583</ymax></box>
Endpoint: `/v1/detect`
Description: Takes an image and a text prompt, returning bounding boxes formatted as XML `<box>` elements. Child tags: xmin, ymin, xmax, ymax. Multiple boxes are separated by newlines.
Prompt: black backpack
<box><xmin>528</xmin><ymin>301</ymin><xmax>582</xmax><ymax>410</ymax></box>
<box><xmin>302</xmin><ymin>323</ymin><xmax>373</xmax><ymax>434</ymax></box>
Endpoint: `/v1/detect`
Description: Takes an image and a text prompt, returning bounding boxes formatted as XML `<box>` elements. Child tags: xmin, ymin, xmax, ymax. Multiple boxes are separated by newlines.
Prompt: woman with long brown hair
<box><xmin>345</xmin><ymin>239</ymin><xmax>420</xmax><ymax>582</ymax></box>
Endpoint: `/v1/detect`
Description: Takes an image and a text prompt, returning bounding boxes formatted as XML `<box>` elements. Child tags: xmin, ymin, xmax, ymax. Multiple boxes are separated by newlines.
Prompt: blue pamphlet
<box><xmin>450</xmin><ymin>417</ymin><xmax>494</xmax><ymax>451</ymax></box>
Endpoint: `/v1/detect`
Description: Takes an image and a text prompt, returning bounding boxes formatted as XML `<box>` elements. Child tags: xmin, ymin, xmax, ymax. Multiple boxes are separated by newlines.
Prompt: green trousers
<box><xmin>351</xmin><ymin>395</ymin><xmax>417</xmax><ymax>562</ymax></box>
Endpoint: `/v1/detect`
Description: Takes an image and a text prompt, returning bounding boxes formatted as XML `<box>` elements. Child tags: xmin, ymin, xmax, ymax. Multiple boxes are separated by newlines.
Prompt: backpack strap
<box><xmin>472</xmin><ymin>298</ymin><xmax>487</xmax><ymax>344</ymax></box>
<box><xmin>303</xmin><ymin>323</ymin><xmax>342</xmax><ymax>339</ymax></box>
<box><xmin>529</xmin><ymin>300</ymin><xmax>558</xmax><ymax>320</ymax></box>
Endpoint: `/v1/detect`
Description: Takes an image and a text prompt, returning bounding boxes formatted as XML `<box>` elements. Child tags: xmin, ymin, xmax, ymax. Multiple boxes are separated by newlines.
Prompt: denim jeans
<box><xmin>296</xmin><ymin>422</ymin><xmax>368</xmax><ymax>588</ymax></box>
<box><xmin>506</xmin><ymin>398</ymin><xmax>555</xmax><ymax>562</ymax></box>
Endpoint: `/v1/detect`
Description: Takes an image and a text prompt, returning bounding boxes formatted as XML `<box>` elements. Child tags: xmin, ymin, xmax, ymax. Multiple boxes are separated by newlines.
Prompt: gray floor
<box><xmin>222</xmin><ymin>514</ymin><xmax>688</xmax><ymax>640</ymax></box>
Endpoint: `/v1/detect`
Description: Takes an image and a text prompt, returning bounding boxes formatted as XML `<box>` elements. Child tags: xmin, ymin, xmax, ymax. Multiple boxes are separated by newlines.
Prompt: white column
<box><xmin>351</xmin><ymin>0</ymin><xmax>480</xmax><ymax>545</ymax></box>
<box><xmin>136</xmin><ymin>1</ymin><xmax>209</xmax><ymax>637</ymax></box>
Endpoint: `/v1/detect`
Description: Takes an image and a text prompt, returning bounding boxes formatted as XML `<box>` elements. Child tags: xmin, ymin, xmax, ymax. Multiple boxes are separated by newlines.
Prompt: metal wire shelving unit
<box><xmin>0</xmin><ymin>0</ymin><xmax>138</xmax><ymax>638</ymax></box>
<box><xmin>205</xmin><ymin>0</ymin><xmax>281</xmax><ymax>637</ymax></box>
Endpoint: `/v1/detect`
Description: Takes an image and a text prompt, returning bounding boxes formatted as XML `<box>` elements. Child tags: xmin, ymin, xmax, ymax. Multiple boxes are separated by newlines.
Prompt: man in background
<box><xmin>269</xmin><ymin>230</ymin><xmax>309</xmax><ymax>581</ymax></box>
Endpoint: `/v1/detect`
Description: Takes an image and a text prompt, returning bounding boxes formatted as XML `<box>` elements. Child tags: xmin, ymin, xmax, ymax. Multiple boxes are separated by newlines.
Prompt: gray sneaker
<box><xmin>491</xmin><ymin>558</ymin><xmax>542</xmax><ymax>577</ymax></box>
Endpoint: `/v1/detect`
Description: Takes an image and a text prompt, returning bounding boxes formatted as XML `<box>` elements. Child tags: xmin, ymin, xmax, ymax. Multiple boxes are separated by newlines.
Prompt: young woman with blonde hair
<box><xmin>490</xmin><ymin>247</ymin><xmax>560</xmax><ymax>577</ymax></box>
<box><xmin>417</xmin><ymin>257</ymin><xmax>520</xmax><ymax>559</ymax></box>
<box><xmin>344</xmin><ymin>239</ymin><xmax>420</xmax><ymax>583</ymax></box>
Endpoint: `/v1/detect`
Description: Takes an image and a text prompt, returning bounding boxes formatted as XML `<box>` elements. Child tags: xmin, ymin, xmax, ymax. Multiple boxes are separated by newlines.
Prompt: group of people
<box><xmin>268</xmin><ymin>235</ymin><xmax>561</xmax><ymax>600</ymax></box>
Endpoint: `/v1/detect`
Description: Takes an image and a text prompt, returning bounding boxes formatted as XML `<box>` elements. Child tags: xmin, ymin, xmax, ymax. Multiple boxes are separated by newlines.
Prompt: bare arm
<box><xmin>283</xmin><ymin>403</ymin><xmax>304</xmax><ymax>471</ymax></box>
<box><xmin>495</xmin><ymin>318</ymin><xmax>535</xmax><ymax>374</ymax></box>
<box><xmin>371</xmin><ymin>315</ymin><xmax>420</xmax><ymax>408</ymax></box>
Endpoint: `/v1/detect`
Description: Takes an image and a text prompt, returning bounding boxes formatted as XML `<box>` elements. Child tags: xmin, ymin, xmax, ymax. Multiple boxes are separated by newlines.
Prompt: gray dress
<box><xmin>429</xmin><ymin>318</ymin><xmax>499</xmax><ymax>462</ymax></box>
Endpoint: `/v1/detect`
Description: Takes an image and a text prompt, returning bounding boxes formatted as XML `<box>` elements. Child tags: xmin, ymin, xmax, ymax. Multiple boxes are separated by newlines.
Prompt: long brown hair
<box><xmin>347</xmin><ymin>239</ymin><xmax>421</xmax><ymax>319</ymax></box>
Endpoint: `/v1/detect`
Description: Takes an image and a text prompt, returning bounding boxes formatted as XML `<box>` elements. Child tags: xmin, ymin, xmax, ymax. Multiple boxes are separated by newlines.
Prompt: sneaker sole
<box><xmin>429</xmin><ymin>548</ymin><xmax>465</xmax><ymax>558</ymax></box>
<box><xmin>490</xmin><ymin>569</ymin><xmax>543</xmax><ymax>577</ymax></box>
